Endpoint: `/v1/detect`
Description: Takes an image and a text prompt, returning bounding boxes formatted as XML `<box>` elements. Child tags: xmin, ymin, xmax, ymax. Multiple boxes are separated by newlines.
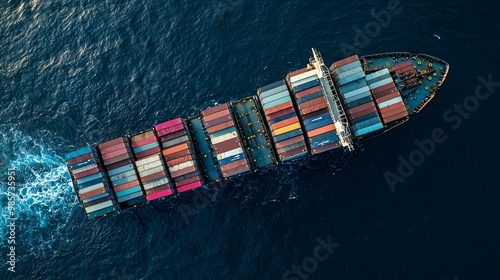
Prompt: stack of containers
<box><xmin>201</xmin><ymin>104</ymin><xmax>251</xmax><ymax>178</ymax></box>
<box><xmin>286</xmin><ymin>68</ymin><xmax>341</xmax><ymax>155</ymax></box>
<box><xmin>156</xmin><ymin>118</ymin><xmax>204</xmax><ymax>193</ymax></box>
<box><xmin>366</xmin><ymin>69</ymin><xmax>409</xmax><ymax>123</ymax></box>
<box><xmin>130</xmin><ymin>130</ymin><xmax>175</xmax><ymax>201</ymax></box>
<box><xmin>65</xmin><ymin>147</ymin><xmax>119</xmax><ymax>218</ymax></box>
<box><xmin>392</xmin><ymin>61</ymin><xmax>414</xmax><ymax>75</ymax></box>
<box><xmin>331</xmin><ymin>56</ymin><xmax>384</xmax><ymax>137</ymax></box>
<box><xmin>98</xmin><ymin>137</ymin><xmax>145</xmax><ymax>205</ymax></box>
<box><xmin>256</xmin><ymin>79</ymin><xmax>308</xmax><ymax>161</ymax></box>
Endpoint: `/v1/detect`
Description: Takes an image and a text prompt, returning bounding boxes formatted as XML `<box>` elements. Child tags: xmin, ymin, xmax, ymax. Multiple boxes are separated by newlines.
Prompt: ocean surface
<box><xmin>1</xmin><ymin>0</ymin><xmax>500</xmax><ymax>279</ymax></box>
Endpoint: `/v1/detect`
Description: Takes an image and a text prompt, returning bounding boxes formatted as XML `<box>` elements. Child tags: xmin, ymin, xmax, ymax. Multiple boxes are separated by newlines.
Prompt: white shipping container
<box><xmin>217</xmin><ymin>147</ymin><xmax>244</xmax><ymax>161</ymax></box>
<box><xmin>78</xmin><ymin>182</ymin><xmax>105</xmax><ymax>195</ymax></box>
<box><xmin>290</xmin><ymin>69</ymin><xmax>318</xmax><ymax>83</ymax></box>
<box><xmin>211</xmin><ymin>131</ymin><xmax>238</xmax><ymax>144</ymax></box>
<box><xmin>72</xmin><ymin>163</ymin><xmax>98</xmax><ymax>174</ymax></box>
<box><xmin>139</xmin><ymin>165</ymin><xmax>165</xmax><ymax>177</ymax></box>
<box><xmin>136</xmin><ymin>160</ymin><xmax>163</xmax><ymax>172</ymax></box>
<box><xmin>143</xmin><ymin>178</ymin><xmax>170</xmax><ymax>190</ymax></box>
<box><xmin>168</xmin><ymin>161</ymin><xmax>195</xmax><ymax>173</ymax></box>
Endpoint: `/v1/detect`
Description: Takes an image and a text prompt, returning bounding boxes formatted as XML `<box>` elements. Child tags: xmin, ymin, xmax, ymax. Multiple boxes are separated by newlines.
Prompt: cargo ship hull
<box><xmin>65</xmin><ymin>49</ymin><xmax>449</xmax><ymax>218</ymax></box>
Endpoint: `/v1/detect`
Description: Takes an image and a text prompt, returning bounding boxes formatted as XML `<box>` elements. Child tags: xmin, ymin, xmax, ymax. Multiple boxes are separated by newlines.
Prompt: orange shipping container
<box><xmin>162</xmin><ymin>143</ymin><xmax>190</xmax><ymax>156</ymax></box>
<box><xmin>273</xmin><ymin>123</ymin><xmax>302</xmax><ymax>136</ymax></box>
<box><xmin>270</xmin><ymin>116</ymin><xmax>299</xmax><ymax>130</ymax></box>
<box><xmin>307</xmin><ymin>124</ymin><xmax>336</xmax><ymax>138</ymax></box>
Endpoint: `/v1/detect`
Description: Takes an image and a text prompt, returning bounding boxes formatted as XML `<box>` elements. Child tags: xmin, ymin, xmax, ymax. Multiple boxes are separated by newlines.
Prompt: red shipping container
<box><xmin>83</xmin><ymin>197</ymin><xmax>109</xmax><ymax>208</ymax></box>
<box><xmin>163</xmin><ymin>143</ymin><xmax>190</xmax><ymax>156</ymax></box>
<box><xmin>349</xmin><ymin>106</ymin><xmax>377</xmax><ymax>120</ymax></box>
<box><xmin>146</xmin><ymin>189</ymin><xmax>174</xmax><ymax>201</ymax></box>
<box><xmin>159</xmin><ymin>129</ymin><xmax>187</xmax><ymax>142</ymax></box>
<box><xmin>220</xmin><ymin>158</ymin><xmax>247</xmax><ymax>172</ymax></box>
<box><xmin>383</xmin><ymin>111</ymin><xmax>409</xmax><ymax>123</ymax></box>
<box><xmin>287</xmin><ymin>67</ymin><xmax>308</xmax><ymax>78</ymax></box>
<box><xmin>103</xmin><ymin>153</ymin><xmax>130</xmax><ymax>166</ymax></box>
<box><xmin>275</xmin><ymin>135</ymin><xmax>304</xmax><ymax>149</ymax></box>
<box><xmin>371</xmin><ymin>83</ymin><xmax>396</xmax><ymax>94</ymax></box>
<box><xmin>176</xmin><ymin>181</ymin><xmax>203</xmax><ymax>193</ymax></box>
<box><xmin>266</xmin><ymin>107</ymin><xmax>295</xmax><ymax>120</ymax></box>
<box><xmin>101</xmin><ymin>148</ymin><xmax>128</xmax><ymax>161</ymax></box>
<box><xmin>300</xmin><ymin>103</ymin><xmax>328</xmax><ymax>115</ymax></box>
<box><xmin>265</xmin><ymin>101</ymin><xmax>293</xmax><ymax>115</ymax></box>
<box><xmin>202</xmin><ymin>108</ymin><xmax>231</xmax><ymax>122</ymax></box>
<box><xmin>79</xmin><ymin>187</ymin><xmax>106</xmax><ymax>200</ymax></box>
<box><xmin>205</xmin><ymin>115</ymin><xmax>233</xmax><ymax>128</ymax></box>
<box><xmin>67</xmin><ymin>153</ymin><xmax>94</xmax><ymax>165</ymax></box>
<box><xmin>155</xmin><ymin>118</ymin><xmax>183</xmax><ymax>132</ymax></box>
<box><xmin>98</xmin><ymin>137</ymin><xmax>126</xmax><ymax>150</ymax></box>
<box><xmin>207</xmin><ymin>120</ymin><xmax>234</xmax><ymax>134</ymax></box>
<box><xmin>73</xmin><ymin>167</ymin><xmax>100</xmax><ymax>179</ymax></box>
<box><xmin>381</xmin><ymin>106</ymin><xmax>407</xmax><ymax>118</ymax></box>
<box><xmin>201</xmin><ymin>103</ymin><xmax>229</xmax><ymax>117</ymax></box>
<box><xmin>279</xmin><ymin>146</ymin><xmax>307</xmax><ymax>160</ymax></box>
<box><xmin>99</xmin><ymin>143</ymin><xmax>126</xmax><ymax>156</ymax></box>
<box><xmin>380</xmin><ymin>102</ymin><xmax>406</xmax><ymax>115</ymax></box>
<box><xmin>141</xmin><ymin>171</ymin><xmax>167</xmax><ymax>183</ymax></box>
<box><xmin>163</xmin><ymin>148</ymin><xmax>192</xmax><ymax>161</ymax></box>
<box><xmin>213</xmin><ymin>138</ymin><xmax>241</xmax><ymax>153</ymax></box>
<box><xmin>167</xmin><ymin>155</ymin><xmax>193</xmax><ymax>168</ymax></box>
<box><xmin>113</xmin><ymin>180</ymin><xmax>140</xmax><ymax>192</ymax></box>
<box><xmin>175</xmin><ymin>176</ymin><xmax>201</xmax><ymax>188</ymax></box>
<box><xmin>106</xmin><ymin>158</ymin><xmax>133</xmax><ymax>171</ymax></box>
<box><xmin>332</xmin><ymin>55</ymin><xmax>359</xmax><ymax>69</ymax></box>
<box><xmin>131</xmin><ymin>136</ymin><xmax>157</xmax><ymax>148</ymax></box>
<box><xmin>298</xmin><ymin>97</ymin><xmax>327</xmax><ymax>110</ymax></box>
<box><xmin>222</xmin><ymin>164</ymin><xmax>250</xmax><ymax>178</ymax></box>
<box><xmin>145</xmin><ymin>184</ymin><xmax>171</xmax><ymax>196</ymax></box>
<box><xmin>307</xmin><ymin>124</ymin><xmax>336</xmax><ymax>138</ymax></box>
<box><xmin>135</xmin><ymin>147</ymin><xmax>161</xmax><ymax>160</ymax></box>
<box><xmin>157</xmin><ymin>123</ymin><xmax>184</xmax><ymax>137</ymax></box>
<box><xmin>294</xmin><ymin>85</ymin><xmax>322</xmax><ymax>99</ymax></box>
<box><xmin>348</xmin><ymin>102</ymin><xmax>376</xmax><ymax>115</ymax></box>
<box><xmin>375</xmin><ymin>92</ymin><xmax>401</xmax><ymax>104</ymax></box>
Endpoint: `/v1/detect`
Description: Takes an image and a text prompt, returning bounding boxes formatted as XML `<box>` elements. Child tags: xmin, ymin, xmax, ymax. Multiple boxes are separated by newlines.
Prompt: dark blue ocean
<box><xmin>1</xmin><ymin>0</ymin><xmax>500</xmax><ymax>279</ymax></box>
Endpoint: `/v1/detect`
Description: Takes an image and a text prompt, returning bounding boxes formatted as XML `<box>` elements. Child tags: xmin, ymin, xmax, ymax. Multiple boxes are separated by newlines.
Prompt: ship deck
<box><xmin>361</xmin><ymin>53</ymin><xmax>449</xmax><ymax>114</ymax></box>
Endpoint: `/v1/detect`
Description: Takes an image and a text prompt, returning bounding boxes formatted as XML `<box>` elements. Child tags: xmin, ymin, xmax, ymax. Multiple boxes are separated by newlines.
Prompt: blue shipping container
<box><xmin>292</xmin><ymin>79</ymin><xmax>320</xmax><ymax>94</ymax></box>
<box><xmin>297</xmin><ymin>91</ymin><xmax>324</xmax><ymax>104</ymax></box>
<box><xmin>275</xmin><ymin>129</ymin><xmax>303</xmax><ymax>142</ymax></box>
<box><xmin>65</xmin><ymin>146</ymin><xmax>93</xmax><ymax>160</ymax></box>
<box><xmin>305</xmin><ymin>118</ymin><xmax>333</xmax><ymax>131</ymax></box>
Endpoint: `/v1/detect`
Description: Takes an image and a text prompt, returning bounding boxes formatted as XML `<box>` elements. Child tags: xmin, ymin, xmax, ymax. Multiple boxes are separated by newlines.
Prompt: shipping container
<box><xmin>279</xmin><ymin>146</ymin><xmax>308</xmax><ymax>161</ymax></box>
<box><xmin>216</xmin><ymin>148</ymin><xmax>244</xmax><ymax>161</ymax></box>
<box><xmin>213</xmin><ymin>138</ymin><xmax>241</xmax><ymax>153</ymax></box>
<box><xmin>292</xmin><ymin>79</ymin><xmax>321</xmax><ymax>94</ymax></box>
<box><xmin>65</xmin><ymin>146</ymin><xmax>93</xmax><ymax>160</ymax></box>
<box><xmin>331</xmin><ymin>55</ymin><xmax>360</xmax><ymax>69</ymax></box>
<box><xmin>222</xmin><ymin>164</ymin><xmax>250</xmax><ymax>178</ymax></box>
<box><xmin>202</xmin><ymin>108</ymin><xmax>231</xmax><ymax>122</ymax></box>
<box><xmin>333</xmin><ymin>60</ymin><xmax>363</xmax><ymax>76</ymax></box>
<box><xmin>383</xmin><ymin>111</ymin><xmax>409</xmax><ymax>123</ymax></box>
<box><xmin>292</xmin><ymin>75</ymin><xmax>320</xmax><ymax>88</ymax></box>
<box><xmin>312</xmin><ymin>141</ymin><xmax>342</xmax><ymax>155</ymax></box>
<box><xmin>338</xmin><ymin>79</ymin><xmax>367</xmax><ymax>94</ymax></box>
<box><xmin>300</xmin><ymin>103</ymin><xmax>328</xmax><ymax>115</ymax></box>
<box><xmin>162</xmin><ymin>148</ymin><xmax>192</xmax><ymax>161</ymax></box>
<box><xmin>354</xmin><ymin>123</ymin><xmax>384</xmax><ymax>137</ymax></box>
<box><xmin>289</xmin><ymin>69</ymin><xmax>318</xmax><ymax>83</ymax></box>
<box><xmin>265</xmin><ymin>101</ymin><xmax>294</xmax><ymax>115</ymax></box>
<box><xmin>261</xmin><ymin>90</ymin><xmax>290</xmax><ymax>105</ymax></box>
<box><xmin>133</xmin><ymin>142</ymin><xmax>159</xmax><ymax>154</ymax></box>
<box><xmin>275</xmin><ymin>135</ymin><xmax>305</xmax><ymax>149</ymax></box>
<box><xmin>201</xmin><ymin>104</ymin><xmax>229</xmax><ymax>118</ymax></box>
<box><xmin>270</xmin><ymin>117</ymin><xmax>300</xmax><ymax>130</ymax></box>
<box><xmin>156</xmin><ymin>124</ymin><xmax>184</xmax><ymax>137</ymax></box>
<box><xmin>98</xmin><ymin>137</ymin><xmax>127</xmax><ymax>150</ymax></box>
<box><xmin>205</xmin><ymin>115</ymin><xmax>233</xmax><ymax>128</ymax></box>
<box><xmin>209</xmin><ymin>127</ymin><xmax>236</xmax><ymax>139</ymax></box>
<box><xmin>155</xmin><ymin>118</ymin><xmax>183</xmax><ymax>132</ymax></box>
<box><xmin>263</xmin><ymin>95</ymin><xmax>292</xmax><ymax>110</ymax></box>
<box><xmin>258</xmin><ymin>80</ymin><xmax>286</xmax><ymax>94</ymax></box>
<box><xmin>258</xmin><ymin>85</ymin><xmax>288</xmax><ymax>99</ymax></box>
<box><xmin>342</xmin><ymin>86</ymin><xmax>371</xmax><ymax>100</ymax></box>
<box><xmin>269</xmin><ymin>112</ymin><xmax>297</xmax><ymax>125</ymax></box>
<box><xmin>219</xmin><ymin>153</ymin><xmax>246</xmax><ymax>166</ymax></box>
<box><xmin>267</xmin><ymin>107</ymin><xmax>296</xmax><ymax>121</ymax></box>
<box><xmin>305</xmin><ymin>117</ymin><xmax>333</xmax><ymax>131</ymax></box>
<box><xmin>175</xmin><ymin>181</ymin><xmax>203</xmax><ymax>194</ymax></box>
<box><xmin>159</xmin><ymin>129</ymin><xmax>187</xmax><ymax>142</ymax></box>
<box><xmin>377</xmin><ymin>96</ymin><xmax>404</xmax><ymax>109</ymax></box>
<box><xmin>273</xmin><ymin>123</ymin><xmax>302</xmax><ymax>136</ymax></box>
<box><xmin>210</xmin><ymin>131</ymin><xmax>238</xmax><ymax>145</ymax></box>
<box><xmin>275</xmin><ymin>128</ymin><xmax>303</xmax><ymax>143</ymax></box>
<box><xmin>368</xmin><ymin>77</ymin><xmax>394</xmax><ymax>89</ymax></box>
<box><xmin>220</xmin><ymin>158</ymin><xmax>248</xmax><ymax>172</ymax></box>
<box><xmin>307</xmin><ymin>124</ymin><xmax>336</xmax><ymax>138</ymax></box>
<box><xmin>294</xmin><ymin>85</ymin><xmax>323</xmax><ymax>99</ymax></box>
<box><xmin>297</xmin><ymin>91</ymin><xmax>324</xmax><ymax>104</ymax></box>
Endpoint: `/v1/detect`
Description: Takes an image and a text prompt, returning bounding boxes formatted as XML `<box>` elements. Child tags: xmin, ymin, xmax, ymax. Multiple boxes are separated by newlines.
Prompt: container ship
<box><xmin>65</xmin><ymin>49</ymin><xmax>449</xmax><ymax>219</ymax></box>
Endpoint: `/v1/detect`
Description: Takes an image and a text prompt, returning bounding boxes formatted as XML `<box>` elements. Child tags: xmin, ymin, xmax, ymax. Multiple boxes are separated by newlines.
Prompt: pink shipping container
<box><xmin>155</xmin><ymin>118</ymin><xmax>183</xmax><ymax>131</ymax></box>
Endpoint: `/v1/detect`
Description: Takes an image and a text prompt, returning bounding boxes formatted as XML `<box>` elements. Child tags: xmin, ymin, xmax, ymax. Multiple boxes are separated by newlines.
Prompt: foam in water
<box><xmin>0</xmin><ymin>125</ymin><xmax>78</xmax><ymax>256</ymax></box>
